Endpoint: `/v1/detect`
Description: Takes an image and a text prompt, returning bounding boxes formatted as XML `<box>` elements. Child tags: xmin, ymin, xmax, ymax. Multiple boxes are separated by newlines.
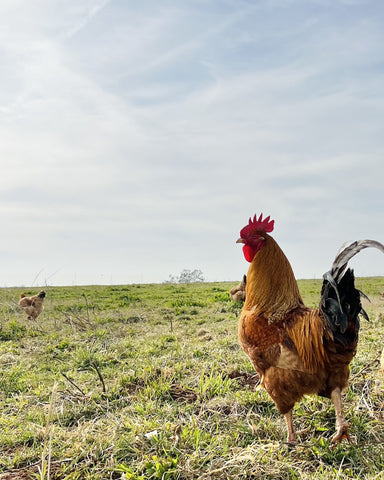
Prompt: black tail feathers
<box><xmin>320</xmin><ymin>239</ymin><xmax>384</xmax><ymax>346</ymax></box>
<box><xmin>321</xmin><ymin>268</ymin><xmax>363</xmax><ymax>346</ymax></box>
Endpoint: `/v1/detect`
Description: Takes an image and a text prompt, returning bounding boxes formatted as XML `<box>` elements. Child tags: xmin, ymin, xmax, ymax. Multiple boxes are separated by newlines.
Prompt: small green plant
<box><xmin>198</xmin><ymin>367</ymin><xmax>234</xmax><ymax>399</ymax></box>
<box><xmin>144</xmin><ymin>455</ymin><xmax>178</xmax><ymax>479</ymax></box>
<box><xmin>0</xmin><ymin>319</ymin><xmax>26</xmax><ymax>340</ymax></box>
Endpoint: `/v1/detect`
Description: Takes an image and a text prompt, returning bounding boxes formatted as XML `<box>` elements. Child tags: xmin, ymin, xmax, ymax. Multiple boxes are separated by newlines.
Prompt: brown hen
<box><xmin>19</xmin><ymin>290</ymin><xmax>46</xmax><ymax>320</ymax></box>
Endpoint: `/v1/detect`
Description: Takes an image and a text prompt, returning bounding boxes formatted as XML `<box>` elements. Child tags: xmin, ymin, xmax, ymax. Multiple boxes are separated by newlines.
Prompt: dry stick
<box><xmin>82</xmin><ymin>293</ymin><xmax>90</xmax><ymax>323</ymax></box>
<box><xmin>31</xmin><ymin>269</ymin><xmax>44</xmax><ymax>287</ymax></box>
<box><xmin>92</xmin><ymin>362</ymin><xmax>106</xmax><ymax>393</ymax></box>
<box><xmin>61</xmin><ymin>372</ymin><xmax>86</xmax><ymax>396</ymax></box>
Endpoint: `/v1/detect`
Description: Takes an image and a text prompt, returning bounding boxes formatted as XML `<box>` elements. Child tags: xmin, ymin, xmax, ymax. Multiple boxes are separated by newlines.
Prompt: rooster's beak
<box><xmin>236</xmin><ymin>238</ymin><xmax>244</xmax><ymax>244</ymax></box>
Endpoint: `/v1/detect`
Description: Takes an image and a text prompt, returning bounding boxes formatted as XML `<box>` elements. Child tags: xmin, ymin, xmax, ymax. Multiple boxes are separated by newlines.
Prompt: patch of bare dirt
<box><xmin>227</xmin><ymin>370</ymin><xmax>260</xmax><ymax>389</ymax></box>
<box><xmin>169</xmin><ymin>384</ymin><xmax>198</xmax><ymax>403</ymax></box>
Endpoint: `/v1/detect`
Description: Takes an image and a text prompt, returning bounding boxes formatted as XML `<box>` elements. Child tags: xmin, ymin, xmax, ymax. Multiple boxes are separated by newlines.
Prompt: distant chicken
<box><xmin>229</xmin><ymin>275</ymin><xmax>247</xmax><ymax>302</ymax></box>
<box><xmin>381</xmin><ymin>350</ymin><xmax>384</xmax><ymax>373</ymax></box>
<box><xmin>19</xmin><ymin>290</ymin><xmax>46</xmax><ymax>320</ymax></box>
<box><xmin>236</xmin><ymin>213</ymin><xmax>384</xmax><ymax>444</ymax></box>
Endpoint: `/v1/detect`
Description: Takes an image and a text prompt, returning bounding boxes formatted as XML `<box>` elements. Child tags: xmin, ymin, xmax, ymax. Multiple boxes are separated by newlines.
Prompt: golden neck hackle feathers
<box><xmin>244</xmin><ymin>234</ymin><xmax>304</xmax><ymax>323</ymax></box>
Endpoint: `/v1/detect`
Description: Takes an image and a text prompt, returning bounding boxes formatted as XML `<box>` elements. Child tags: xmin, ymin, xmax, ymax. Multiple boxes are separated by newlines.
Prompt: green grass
<box><xmin>0</xmin><ymin>278</ymin><xmax>383</xmax><ymax>479</ymax></box>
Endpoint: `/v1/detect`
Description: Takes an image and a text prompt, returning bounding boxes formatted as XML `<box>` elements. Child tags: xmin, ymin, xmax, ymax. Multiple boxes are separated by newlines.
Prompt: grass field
<box><xmin>0</xmin><ymin>278</ymin><xmax>383</xmax><ymax>480</ymax></box>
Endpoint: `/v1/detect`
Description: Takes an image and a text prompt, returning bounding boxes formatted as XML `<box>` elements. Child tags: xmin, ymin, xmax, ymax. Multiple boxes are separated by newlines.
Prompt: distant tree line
<box><xmin>165</xmin><ymin>269</ymin><xmax>205</xmax><ymax>284</ymax></box>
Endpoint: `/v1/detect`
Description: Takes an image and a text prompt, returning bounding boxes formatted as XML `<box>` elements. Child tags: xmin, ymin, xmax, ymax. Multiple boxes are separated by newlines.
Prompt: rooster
<box><xmin>19</xmin><ymin>290</ymin><xmax>46</xmax><ymax>320</ymax></box>
<box><xmin>236</xmin><ymin>213</ymin><xmax>384</xmax><ymax>444</ymax></box>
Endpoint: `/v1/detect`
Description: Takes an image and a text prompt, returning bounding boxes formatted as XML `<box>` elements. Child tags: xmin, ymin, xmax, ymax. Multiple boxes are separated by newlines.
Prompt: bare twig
<box><xmin>61</xmin><ymin>372</ymin><xmax>86</xmax><ymax>396</ymax></box>
<box><xmin>62</xmin><ymin>309</ymin><xmax>95</xmax><ymax>332</ymax></box>
<box><xmin>92</xmin><ymin>362</ymin><xmax>106</xmax><ymax>394</ymax></box>
<box><xmin>31</xmin><ymin>269</ymin><xmax>44</xmax><ymax>287</ymax></box>
<box><xmin>82</xmin><ymin>293</ymin><xmax>90</xmax><ymax>323</ymax></box>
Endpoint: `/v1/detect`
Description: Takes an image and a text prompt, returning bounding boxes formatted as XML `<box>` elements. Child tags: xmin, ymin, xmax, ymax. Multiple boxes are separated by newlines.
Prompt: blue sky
<box><xmin>1</xmin><ymin>0</ymin><xmax>384</xmax><ymax>286</ymax></box>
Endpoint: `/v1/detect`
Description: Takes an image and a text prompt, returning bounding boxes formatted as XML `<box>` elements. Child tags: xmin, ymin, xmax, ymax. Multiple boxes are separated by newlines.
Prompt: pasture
<box><xmin>0</xmin><ymin>278</ymin><xmax>383</xmax><ymax>479</ymax></box>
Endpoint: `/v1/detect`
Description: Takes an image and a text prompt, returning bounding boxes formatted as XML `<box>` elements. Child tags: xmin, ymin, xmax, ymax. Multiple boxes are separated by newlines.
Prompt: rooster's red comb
<box><xmin>240</xmin><ymin>213</ymin><xmax>275</xmax><ymax>238</ymax></box>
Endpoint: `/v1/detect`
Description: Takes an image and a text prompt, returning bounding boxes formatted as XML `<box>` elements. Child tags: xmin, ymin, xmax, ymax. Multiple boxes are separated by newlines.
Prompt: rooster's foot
<box><xmin>331</xmin><ymin>423</ymin><xmax>351</xmax><ymax>445</ymax></box>
<box><xmin>286</xmin><ymin>435</ymin><xmax>298</xmax><ymax>447</ymax></box>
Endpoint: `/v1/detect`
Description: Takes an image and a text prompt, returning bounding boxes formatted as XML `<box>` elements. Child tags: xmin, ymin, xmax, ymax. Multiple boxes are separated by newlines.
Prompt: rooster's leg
<box><xmin>330</xmin><ymin>387</ymin><xmax>351</xmax><ymax>444</ymax></box>
<box><xmin>284</xmin><ymin>409</ymin><xmax>297</xmax><ymax>444</ymax></box>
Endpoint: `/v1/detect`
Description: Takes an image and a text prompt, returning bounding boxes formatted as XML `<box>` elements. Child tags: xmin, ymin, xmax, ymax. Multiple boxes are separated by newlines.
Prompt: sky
<box><xmin>1</xmin><ymin>0</ymin><xmax>384</xmax><ymax>287</ymax></box>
